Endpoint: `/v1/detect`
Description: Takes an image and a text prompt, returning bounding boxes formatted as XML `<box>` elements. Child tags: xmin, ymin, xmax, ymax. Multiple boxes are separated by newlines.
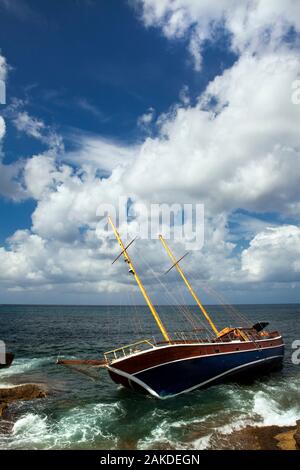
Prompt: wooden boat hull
<box><xmin>108</xmin><ymin>337</ymin><xmax>284</xmax><ymax>398</ymax></box>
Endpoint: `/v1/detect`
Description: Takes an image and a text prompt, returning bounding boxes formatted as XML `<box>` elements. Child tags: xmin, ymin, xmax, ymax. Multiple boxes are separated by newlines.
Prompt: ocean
<box><xmin>0</xmin><ymin>304</ymin><xmax>299</xmax><ymax>450</ymax></box>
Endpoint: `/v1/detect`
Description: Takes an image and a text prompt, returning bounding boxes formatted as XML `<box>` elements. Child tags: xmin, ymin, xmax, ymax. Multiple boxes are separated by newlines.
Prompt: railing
<box><xmin>172</xmin><ymin>330</ymin><xmax>214</xmax><ymax>343</ymax></box>
<box><xmin>104</xmin><ymin>338</ymin><xmax>156</xmax><ymax>362</ymax></box>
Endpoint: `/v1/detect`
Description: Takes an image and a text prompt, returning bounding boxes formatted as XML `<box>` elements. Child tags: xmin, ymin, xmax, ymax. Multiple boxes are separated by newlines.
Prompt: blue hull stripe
<box><xmin>132</xmin><ymin>345</ymin><xmax>284</xmax><ymax>397</ymax></box>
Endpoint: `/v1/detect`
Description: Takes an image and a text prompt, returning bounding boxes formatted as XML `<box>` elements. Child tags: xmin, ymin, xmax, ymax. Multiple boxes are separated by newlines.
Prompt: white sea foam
<box><xmin>137</xmin><ymin>418</ymin><xmax>187</xmax><ymax>450</ymax></box>
<box><xmin>253</xmin><ymin>391</ymin><xmax>300</xmax><ymax>427</ymax></box>
<box><xmin>1</xmin><ymin>365</ymin><xmax>299</xmax><ymax>450</ymax></box>
<box><xmin>192</xmin><ymin>434</ymin><xmax>213</xmax><ymax>450</ymax></box>
<box><xmin>137</xmin><ymin>412</ymin><xmax>214</xmax><ymax>450</ymax></box>
<box><xmin>0</xmin><ymin>402</ymin><xmax>123</xmax><ymax>450</ymax></box>
<box><xmin>175</xmin><ymin>378</ymin><xmax>300</xmax><ymax>450</ymax></box>
<box><xmin>13</xmin><ymin>413</ymin><xmax>48</xmax><ymax>437</ymax></box>
<box><xmin>0</xmin><ymin>357</ymin><xmax>51</xmax><ymax>378</ymax></box>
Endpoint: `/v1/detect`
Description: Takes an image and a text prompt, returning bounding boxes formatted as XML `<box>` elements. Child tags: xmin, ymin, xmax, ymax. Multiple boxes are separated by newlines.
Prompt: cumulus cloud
<box><xmin>135</xmin><ymin>0</ymin><xmax>300</xmax><ymax>70</ymax></box>
<box><xmin>64</xmin><ymin>131</ymin><xmax>137</xmax><ymax>175</ymax></box>
<box><xmin>137</xmin><ymin>107</ymin><xmax>155</xmax><ymax>129</ymax></box>
<box><xmin>6</xmin><ymin>99</ymin><xmax>64</xmax><ymax>150</ymax></box>
<box><xmin>0</xmin><ymin>228</ymin><xmax>123</xmax><ymax>293</ymax></box>
<box><xmin>0</xmin><ymin>89</ymin><xmax>64</xmax><ymax>201</ymax></box>
<box><xmin>125</xmin><ymin>50</ymin><xmax>300</xmax><ymax>217</ymax></box>
<box><xmin>241</xmin><ymin>225</ymin><xmax>300</xmax><ymax>282</ymax></box>
<box><xmin>28</xmin><ymin>164</ymin><xmax>123</xmax><ymax>242</ymax></box>
<box><xmin>1</xmin><ymin>3</ymin><xmax>300</xmax><ymax>300</ymax></box>
<box><xmin>24</xmin><ymin>154</ymin><xmax>72</xmax><ymax>200</ymax></box>
<box><xmin>13</xmin><ymin>110</ymin><xmax>45</xmax><ymax>139</ymax></box>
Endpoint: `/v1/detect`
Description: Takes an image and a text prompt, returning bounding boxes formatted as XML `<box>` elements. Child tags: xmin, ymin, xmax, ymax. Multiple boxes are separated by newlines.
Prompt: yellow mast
<box><xmin>159</xmin><ymin>235</ymin><xmax>219</xmax><ymax>336</ymax></box>
<box><xmin>108</xmin><ymin>217</ymin><xmax>171</xmax><ymax>343</ymax></box>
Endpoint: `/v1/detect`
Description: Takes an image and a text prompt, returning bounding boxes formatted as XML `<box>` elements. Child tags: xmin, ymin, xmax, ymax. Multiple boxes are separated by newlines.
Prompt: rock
<box><xmin>0</xmin><ymin>402</ymin><xmax>7</xmax><ymax>418</ymax></box>
<box><xmin>0</xmin><ymin>383</ymin><xmax>47</xmax><ymax>404</ymax></box>
<box><xmin>294</xmin><ymin>420</ymin><xmax>300</xmax><ymax>449</ymax></box>
<box><xmin>209</xmin><ymin>424</ymin><xmax>299</xmax><ymax>450</ymax></box>
<box><xmin>275</xmin><ymin>430</ymin><xmax>297</xmax><ymax>450</ymax></box>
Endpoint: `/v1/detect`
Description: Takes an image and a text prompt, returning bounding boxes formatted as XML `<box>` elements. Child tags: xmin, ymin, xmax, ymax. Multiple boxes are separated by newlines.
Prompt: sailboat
<box><xmin>58</xmin><ymin>217</ymin><xmax>284</xmax><ymax>399</ymax></box>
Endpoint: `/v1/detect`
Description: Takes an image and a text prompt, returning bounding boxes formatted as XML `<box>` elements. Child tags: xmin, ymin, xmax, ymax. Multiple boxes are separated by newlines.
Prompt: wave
<box><xmin>0</xmin><ymin>401</ymin><xmax>123</xmax><ymax>450</ymax></box>
<box><xmin>137</xmin><ymin>377</ymin><xmax>300</xmax><ymax>450</ymax></box>
<box><xmin>1</xmin><ymin>360</ymin><xmax>299</xmax><ymax>450</ymax></box>
<box><xmin>253</xmin><ymin>391</ymin><xmax>300</xmax><ymax>427</ymax></box>
<box><xmin>0</xmin><ymin>357</ymin><xmax>53</xmax><ymax>379</ymax></box>
<box><xmin>137</xmin><ymin>418</ymin><xmax>188</xmax><ymax>450</ymax></box>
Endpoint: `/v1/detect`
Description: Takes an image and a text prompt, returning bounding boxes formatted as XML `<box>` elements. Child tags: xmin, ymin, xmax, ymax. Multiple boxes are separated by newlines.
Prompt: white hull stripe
<box><xmin>108</xmin><ymin>354</ymin><xmax>283</xmax><ymax>400</ymax></box>
<box><xmin>108</xmin><ymin>365</ymin><xmax>160</xmax><ymax>398</ymax></box>
<box><xmin>130</xmin><ymin>343</ymin><xmax>285</xmax><ymax>376</ymax></box>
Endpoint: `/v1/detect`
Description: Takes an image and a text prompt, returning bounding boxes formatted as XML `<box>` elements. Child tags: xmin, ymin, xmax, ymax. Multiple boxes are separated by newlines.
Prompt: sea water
<box><xmin>0</xmin><ymin>304</ymin><xmax>299</xmax><ymax>450</ymax></box>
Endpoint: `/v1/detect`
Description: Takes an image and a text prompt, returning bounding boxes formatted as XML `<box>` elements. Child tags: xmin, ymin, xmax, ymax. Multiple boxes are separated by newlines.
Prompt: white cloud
<box><xmin>22</xmin><ymin>148</ymin><xmax>128</xmax><ymax>243</ymax></box>
<box><xmin>125</xmin><ymin>50</ymin><xmax>300</xmax><ymax>217</ymax></box>
<box><xmin>5</xmin><ymin>99</ymin><xmax>64</xmax><ymax>150</ymax></box>
<box><xmin>0</xmin><ymin>230</ymin><xmax>47</xmax><ymax>284</ymax></box>
<box><xmin>241</xmin><ymin>225</ymin><xmax>300</xmax><ymax>281</ymax></box>
<box><xmin>24</xmin><ymin>153</ymin><xmax>73</xmax><ymax>200</ymax></box>
<box><xmin>75</xmin><ymin>97</ymin><xmax>108</xmax><ymax>121</ymax></box>
<box><xmin>0</xmin><ymin>228</ymin><xmax>123</xmax><ymax>292</ymax></box>
<box><xmin>1</xmin><ymin>4</ymin><xmax>300</xmax><ymax>301</ymax></box>
<box><xmin>137</xmin><ymin>107</ymin><xmax>155</xmax><ymax>129</ymax></box>
<box><xmin>13</xmin><ymin>110</ymin><xmax>45</xmax><ymax>139</ymax></box>
<box><xmin>0</xmin><ymin>90</ymin><xmax>64</xmax><ymax>201</ymax></box>
<box><xmin>135</xmin><ymin>0</ymin><xmax>300</xmax><ymax>70</ymax></box>
<box><xmin>0</xmin><ymin>160</ymin><xmax>26</xmax><ymax>201</ymax></box>
<box><xmin>179</xmin><ymin>85</ymin><xmax>190</xmax><ymax>106</ymax></box>
<box><xmin>64</xmin><ymin>131</ymin><xmax>137</xmax><ymax>174</ymax></box>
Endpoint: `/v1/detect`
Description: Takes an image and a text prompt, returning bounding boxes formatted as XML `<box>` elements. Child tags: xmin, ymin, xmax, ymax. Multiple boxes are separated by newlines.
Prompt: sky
<box><xmin>0</xmin><ymin>0</ymin><xmax>300</xmax><ymax>305</ymax></box>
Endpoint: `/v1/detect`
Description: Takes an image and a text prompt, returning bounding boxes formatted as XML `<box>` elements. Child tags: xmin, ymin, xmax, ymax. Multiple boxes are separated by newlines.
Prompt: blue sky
<box><xmin>0</xmin><ymin>0</ymin><xmax>300</xmax><ymax>304</ymax></box>
<box><xmin>0</xmin><ymin>0</ymin><xmax>235</xmax><ymax>242</ymax></box>
<box><xmin>0</xmin><ymin>0</ymin><xmax>237</xmax><ymax>139</ymax></box>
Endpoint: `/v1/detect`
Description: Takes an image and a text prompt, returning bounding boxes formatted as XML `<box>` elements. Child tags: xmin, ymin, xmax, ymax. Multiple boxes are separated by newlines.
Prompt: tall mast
<box><xmin>159</xmin><ymin>235</ymin><xmax>219</xmax><ymax>336</ymax></box>
<box><xmin>108</xmin><ymin>217</ymin><xmax>171</xmax><ymax>343</ymax></box>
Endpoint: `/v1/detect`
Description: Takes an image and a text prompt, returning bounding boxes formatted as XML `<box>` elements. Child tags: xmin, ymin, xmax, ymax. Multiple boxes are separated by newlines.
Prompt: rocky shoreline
<box><xmin>0</xmin><ymin>383</ymin><xmax>299</xmax><ymax>450</ymax></box>
<box><xmin>211</xmin><ymin>422</ymin><xmax>300</xmax><ymax>450</ymax></box>
<box><xmin>0</xmin><ymin>383</ymin><xmax>47</xmax><ymax>418</ymax></box>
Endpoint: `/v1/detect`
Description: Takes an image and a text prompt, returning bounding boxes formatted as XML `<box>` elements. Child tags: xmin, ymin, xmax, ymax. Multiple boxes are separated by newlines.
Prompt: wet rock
<box><xmin>210</xmin><ymin>424</ymin><xmax>299</xmax><ymax>450</ymax></box>
<box><xmin>275</xmin><ymin>430</ymin><xmax>297</xmax><ymax>450</ymax></box>
<box><xmin>294</xmin><ymin>420</ymin><xmax>300</xmax><ymax>449</ymax></box>
<box><xmin>0</xmin><ymin>383</ymin><xmax>47</xmax><ymax>405</ymax></box>
<box><xmin>0</xmin><ymin>402</ymin><xmax>7</xmax><ymax>418</ymax></box>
